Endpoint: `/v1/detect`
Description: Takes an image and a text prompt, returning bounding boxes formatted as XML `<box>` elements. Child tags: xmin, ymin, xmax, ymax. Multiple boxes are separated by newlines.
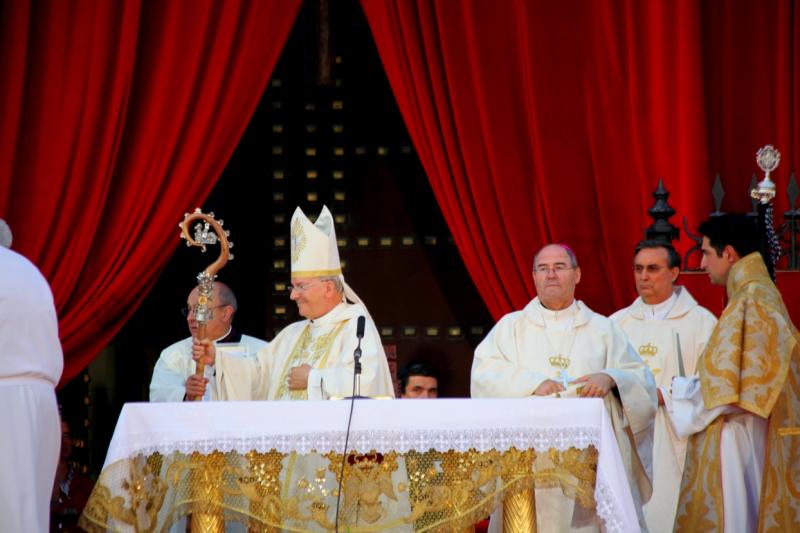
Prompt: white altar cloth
<box><xmin>98</xmin><ymin>398</ymin><xmax>638</xmax><ymax>531</ymax></box>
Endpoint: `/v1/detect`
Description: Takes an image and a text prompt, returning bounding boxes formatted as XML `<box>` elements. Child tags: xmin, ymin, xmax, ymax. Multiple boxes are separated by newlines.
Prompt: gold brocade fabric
<box><xmin>275</xmin><ymin>322</ymin><xmax>347</xmax><ymax>400</ymax></box>
<box><xmin>675</xmin><ymin>253</ymin><xmax>800</xmax><ymax>532</ymax></box>
<box><xmin>78</xmin><ymin>445</ymin><xmax>598</xmax><ymax>532</ymax></box>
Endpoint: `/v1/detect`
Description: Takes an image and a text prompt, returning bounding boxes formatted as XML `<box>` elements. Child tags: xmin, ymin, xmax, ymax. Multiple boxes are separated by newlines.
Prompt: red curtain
<box><xmin>361</xmin><ymin>0</ymin><xmax>800</xmax><ymax>320</ymax></box>
<box><xmin>0</xmin><ymin>0</ymin><xmax>301</xmax><ymax>385</ymax></box>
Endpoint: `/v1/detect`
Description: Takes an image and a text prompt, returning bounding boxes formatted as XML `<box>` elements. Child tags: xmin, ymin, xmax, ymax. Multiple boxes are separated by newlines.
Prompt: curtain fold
<box><xmin>361</xmin><ymin>0</ymin><xmax>799</xmax><ymax>320</ymax></box>
<box><xmin>0</xmin><ymin>0</ymin><xmax>302</xmax><ymax>385</ymax></box>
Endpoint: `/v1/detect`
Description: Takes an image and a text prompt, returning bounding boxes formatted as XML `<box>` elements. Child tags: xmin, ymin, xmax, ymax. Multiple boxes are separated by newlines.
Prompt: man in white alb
<box><xmin>0</xmin><ymin>220</ymin><xmax>63</xmax><ymax>532</ymax></box>
<box><xmin>610</xmin><ymin>240</ymin><xmax>716</xmax><ymax>533</ymax></box>
<box><xmin>150</xmin><ymin>281</ymin><xmax>267</xmax><ymax>401</ymax></box>
<box><xmin>193</xmin><ymin>205</ymin><xmax>394</xmax><ymax>401</ymax></box>
<box><xmin>471</xmin><ymin>243</ymin><xmax>657</xmax><ymax>531</ymax></box>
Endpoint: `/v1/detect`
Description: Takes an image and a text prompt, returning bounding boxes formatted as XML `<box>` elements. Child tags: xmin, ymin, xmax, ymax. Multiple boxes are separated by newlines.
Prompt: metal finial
<box><xmin>751</xmin><ymin>144</ymin><xmax>780</xmax><ymax>204</ymax></box>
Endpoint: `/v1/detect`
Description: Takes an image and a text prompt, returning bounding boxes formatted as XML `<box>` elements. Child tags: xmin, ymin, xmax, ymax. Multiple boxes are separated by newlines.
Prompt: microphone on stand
<box><xmin>335</xmin><ymin>315</ymin><xmax>369</xmax><ymax>531</ymax></box>
<box><xmin>354</xmin><ymin>315</ymin><xmax>365</xmax><ymax>388</ymax></box>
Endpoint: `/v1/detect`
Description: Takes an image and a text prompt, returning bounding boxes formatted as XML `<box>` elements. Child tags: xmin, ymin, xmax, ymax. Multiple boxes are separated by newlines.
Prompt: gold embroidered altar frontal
<box><xmin>78</xmin><ymin>399</ymin><xmax>639</xmax><ymax>532</ymax></box>
<box><xmin>80</xmin><ymin>446</ymin><xmax>598</xmax><ymax>532</ymax></box>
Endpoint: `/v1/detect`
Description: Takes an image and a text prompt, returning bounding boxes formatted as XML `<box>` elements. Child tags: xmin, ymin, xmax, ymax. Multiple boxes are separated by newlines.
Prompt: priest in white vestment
<box><xmin>192</xmin><ymin>205</ymin><xmax>394</xmax><ymax>401</ymax></box>
<box><xmin>0</xmin><ymin>230</ymin><xmax>63</xmax><ymax>532</ymax></box>
<box><xmin>610</xmin><ymin>240</ymin><xmax>716</xmax><ymax>533</ymax></box>
<box><xmin>472</xmin><ymin>244</ymin><xmax>657</xmax><ymax>532</ymax></box>
<box><xmin>150</xmin><ymin>282</ymin><xmax>267</xmax><ymax>402</ymax></box>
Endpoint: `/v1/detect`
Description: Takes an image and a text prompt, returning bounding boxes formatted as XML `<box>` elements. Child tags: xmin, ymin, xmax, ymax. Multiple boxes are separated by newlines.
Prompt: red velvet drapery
<box><xmin>361</xmin><ymin>0</ymin><xmax>800</xmax><ymax>320</ymax></box>
<box><xmin>0</xmin><ymin>0</ymin><xmax>301</xmax><ymax>385</ymax></box>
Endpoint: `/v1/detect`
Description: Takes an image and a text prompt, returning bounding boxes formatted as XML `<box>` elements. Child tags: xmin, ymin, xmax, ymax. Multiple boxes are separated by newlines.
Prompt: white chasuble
<box><xmin>610</xmin><ymin>287</ymin><xmax>716</xmax><ymax>533</ymax></box>
<box><xmin>472</xmin><ymin>298</ymin><xmax>657</xmax><ymax>532</ymax></box>
<box><xmin>216</xmin><ymin>302</ymin><xmax>395</xmax><ymax>401</ymax></box>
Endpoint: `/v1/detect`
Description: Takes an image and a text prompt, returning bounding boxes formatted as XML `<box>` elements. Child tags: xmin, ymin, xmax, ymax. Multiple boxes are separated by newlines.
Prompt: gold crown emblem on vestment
<box><xmin>548</xmin><ymin>354</ymin><xmax>571</xmax><ymax>369</ymax></box>
<box><xmin>638</xmin><ymin>343</ymin><xmax>658</xmax><ymax>357</ymax></box>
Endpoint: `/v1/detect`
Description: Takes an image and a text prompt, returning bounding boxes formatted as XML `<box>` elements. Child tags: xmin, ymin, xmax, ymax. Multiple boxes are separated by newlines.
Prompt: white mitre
<box><xmin>0</xmin><ymin>219</ymin><xmax>12</xmax><ymax>248</ymax></box>
<box><xmin>290</xmin><ymin>205</ymin><xmax>362</xmax><ymax>304</ymax></box>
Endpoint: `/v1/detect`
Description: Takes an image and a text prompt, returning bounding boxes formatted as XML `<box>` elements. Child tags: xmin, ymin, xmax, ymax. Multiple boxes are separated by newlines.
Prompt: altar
<box><xmin>79</xmin><ymin>398</ymin><xmax>639</xmax><ymax>532</ymax></box>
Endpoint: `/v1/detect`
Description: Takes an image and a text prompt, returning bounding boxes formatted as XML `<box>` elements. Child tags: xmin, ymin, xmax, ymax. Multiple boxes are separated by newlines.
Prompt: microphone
<box><xmin>354</xmin><ymin>316</ymin><xmax>365</xmax><ymax>378</ymax></box>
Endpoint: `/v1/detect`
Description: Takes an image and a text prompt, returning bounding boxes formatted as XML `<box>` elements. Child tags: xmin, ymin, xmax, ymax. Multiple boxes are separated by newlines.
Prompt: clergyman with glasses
<box><xmin>471</xmin><ymin>243</ymin><xmax>657</xmax><ymax>531</ymax></box>
<box><xmin>609</xmin><ymin>240</ymin><xmax>716</xmax><ymax>533</ymax></box>
<box><xmin>149</xmin><ymin>281</ymin><xmax>267</xmax><ymax>401</ymax></box>
<box><xmin>191</xmin><ymin>206</ymin><xmax>394</xmax><ymax>401</ymax></box>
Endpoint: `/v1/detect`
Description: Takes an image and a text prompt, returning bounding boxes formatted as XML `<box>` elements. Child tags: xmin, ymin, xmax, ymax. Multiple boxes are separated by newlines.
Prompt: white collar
<box><xmin>537</xmin><ymin>299</ymin><xmax>578</xmax><ymax>321</ymax></box>
<box><xmin>536</xmin><ymin>300</ymin><xmax>579</xmax><ymax>331</ymax></box>
<box><xmin>641</xmin><ymin>291</ymin><xmax>677</xmax><ymax>321</ymax></box>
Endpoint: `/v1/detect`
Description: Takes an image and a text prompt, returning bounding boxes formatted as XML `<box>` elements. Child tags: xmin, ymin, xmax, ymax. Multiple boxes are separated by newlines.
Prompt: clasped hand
<box><xmin>185</xmin><ymin>339</ymin><xmax>216</xmax><ymax>400</ymax></box>
<box><xmin>287</xmin><ymin>364</ymin><xmax>311</xmax><ymax>390</ymax></box>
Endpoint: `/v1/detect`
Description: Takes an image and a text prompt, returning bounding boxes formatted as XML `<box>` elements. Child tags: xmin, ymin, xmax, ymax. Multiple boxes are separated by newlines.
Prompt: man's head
<box><xmin>698</xmin><ymin>215</ymin><xmax>760</xmax><ymax>286</ymax></box>
<box><xmin>290</xmin><ymin>275</ymin><xmax>344</xmax><ymax>320</ymax></box>
<box><xmin>399</xmin><ymin>363</ymin><xmax>439</xmax><ymax>398</ymax></box>
<box><xmin>632</xmin><ymin>240</ymin><xmax>680</xmax><ymax>305</ymax></box>
<box><xmin>185</xmin><ymin>282</ymin><xmax>237</xmax><ymax>339</ymax></box>
<box><xmin>532</xmin><ymin>244</ymin><xmax>581</xmax><ymax>310</ymax></box>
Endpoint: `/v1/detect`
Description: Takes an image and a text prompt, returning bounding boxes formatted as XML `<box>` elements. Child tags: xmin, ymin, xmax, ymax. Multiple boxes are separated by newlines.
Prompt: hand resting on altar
<box><xmin>532</xmin><ymin>379</ymin><xmax>566</xmax><ymax>396</ymax></box>
<box><xmin>573</xmin><ymin>372</ymin><xmax>615</xmax><ymax>398</ymax></box>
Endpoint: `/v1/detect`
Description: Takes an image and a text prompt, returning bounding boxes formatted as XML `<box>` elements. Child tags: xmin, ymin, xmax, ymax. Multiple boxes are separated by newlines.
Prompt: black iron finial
<box><xmin>645</xmin><ymin>178</ymin><xmax>680</xmax><ymax>244</ymax></box>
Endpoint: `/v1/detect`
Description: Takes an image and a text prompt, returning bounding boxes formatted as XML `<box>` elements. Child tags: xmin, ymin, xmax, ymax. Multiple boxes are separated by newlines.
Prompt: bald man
<box><xmin>149</xmin><ymin>282</ymin><xmax>267</xmax><ymax>402</ymax></box>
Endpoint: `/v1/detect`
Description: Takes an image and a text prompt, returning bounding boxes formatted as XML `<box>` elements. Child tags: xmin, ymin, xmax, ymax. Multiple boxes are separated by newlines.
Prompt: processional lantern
<box><xmin>751</xmin><ymin>145</ymin><xmax>782</xmax><ymax>281</ymax></box>
<box><xmin>752</xmin><ymin>144</ymin><xmax>780</xmax><ymax>204</ymax></box>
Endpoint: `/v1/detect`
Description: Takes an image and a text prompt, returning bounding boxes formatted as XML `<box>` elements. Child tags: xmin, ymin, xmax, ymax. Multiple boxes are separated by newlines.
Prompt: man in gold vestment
<box><xmin>671</xmin><ymin>214</ymin><xmax>800</xmax><ymax>532</ymax></box>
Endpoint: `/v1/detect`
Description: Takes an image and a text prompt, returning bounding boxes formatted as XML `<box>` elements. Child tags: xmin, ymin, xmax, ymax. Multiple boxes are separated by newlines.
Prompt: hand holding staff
<box><xmin>178</xmin><ymin>209</ymin><xmax>233</xmax><ymax>401</ymax></box>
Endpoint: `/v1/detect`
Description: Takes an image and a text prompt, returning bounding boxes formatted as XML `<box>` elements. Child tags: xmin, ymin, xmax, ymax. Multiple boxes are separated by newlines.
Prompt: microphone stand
<box><xmin>353</xmin><ymin>338</ymin><xmax>362</xmax><ymax>398</ymax></box>
<box><xmin>334</xmin><ymin>318</ymin><xmax>368</xmax><ymax>531</ymax></box>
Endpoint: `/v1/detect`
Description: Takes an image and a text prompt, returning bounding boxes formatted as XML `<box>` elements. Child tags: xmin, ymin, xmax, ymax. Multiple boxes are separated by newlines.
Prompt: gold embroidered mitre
<box><xmin>290</xmin><ymin>205</ymin><xmax>342</xmax><ymax>278</ymax></box>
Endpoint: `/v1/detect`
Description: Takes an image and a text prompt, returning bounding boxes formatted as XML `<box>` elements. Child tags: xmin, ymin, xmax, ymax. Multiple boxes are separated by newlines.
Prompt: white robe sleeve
<box><xmin>216</xmin><ymin>345</ymin><xmax>271</xmax><ymax>401</ymax></box>
<box><xmin>601</xmin><ymin>321</ymin><xmax>658</xmax><ymax>435</ymax></box>
<box><xmin>149</xmin><ymin>343</ymin><xmax>193</xmax><ymax>402</ymax></box>
<box><xmin>308</xmin><ymin>317</ymin><xmax>394</xmax><ymax>399</ymax></box>
<box><xmin>668</xmin><ymin>376</ymin><xmax>744</xmax><ymax>438</ymax></box>
<box><xmin>471</xmin><ymin>314</ymin><xmax>550</xmax><ymax>398</ymax></box>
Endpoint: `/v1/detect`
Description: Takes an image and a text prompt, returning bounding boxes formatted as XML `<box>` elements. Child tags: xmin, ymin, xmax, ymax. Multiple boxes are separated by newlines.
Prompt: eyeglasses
<box><xmin>289</xmin><ymin>280</ymin><xmax>327</xmax><ymax>293</ymax></box>
<box><xmin>534</xmin><ymin>265</ymin><xmax>574</xmax><ymax>275</ymax></box>
<box><xmin>181</xmin><ymin>304</ymin><xmax>225</xmax><ymax>318</ymax></box>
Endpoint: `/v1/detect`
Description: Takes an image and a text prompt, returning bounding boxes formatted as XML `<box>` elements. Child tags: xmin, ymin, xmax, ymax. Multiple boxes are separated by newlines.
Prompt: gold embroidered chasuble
<box><xmin>215</xmin><ymin>302</ymin><xmax>395</xmax><ymax>401</ymax></box>
<box><xmin>273</xmin><ymin>321</ymin><xmax>347</xmax><ymax>400</ymax></box>
<box><xmin>675</xmin><ymin>253</ymin><xmax>800</xmax><ymax>532</ymax></box>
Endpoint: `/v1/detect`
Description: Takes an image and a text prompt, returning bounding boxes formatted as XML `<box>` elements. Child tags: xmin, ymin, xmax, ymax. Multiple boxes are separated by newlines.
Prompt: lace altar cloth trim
<box><xmin>595</xmin><ymin>474</ymin><xmax>625</xmax><ymax>532</ymax></box>
<box><xmin>125</xmin><ymin>426</ymin><xmax>600</xmax><ymax>456</ymax></box>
